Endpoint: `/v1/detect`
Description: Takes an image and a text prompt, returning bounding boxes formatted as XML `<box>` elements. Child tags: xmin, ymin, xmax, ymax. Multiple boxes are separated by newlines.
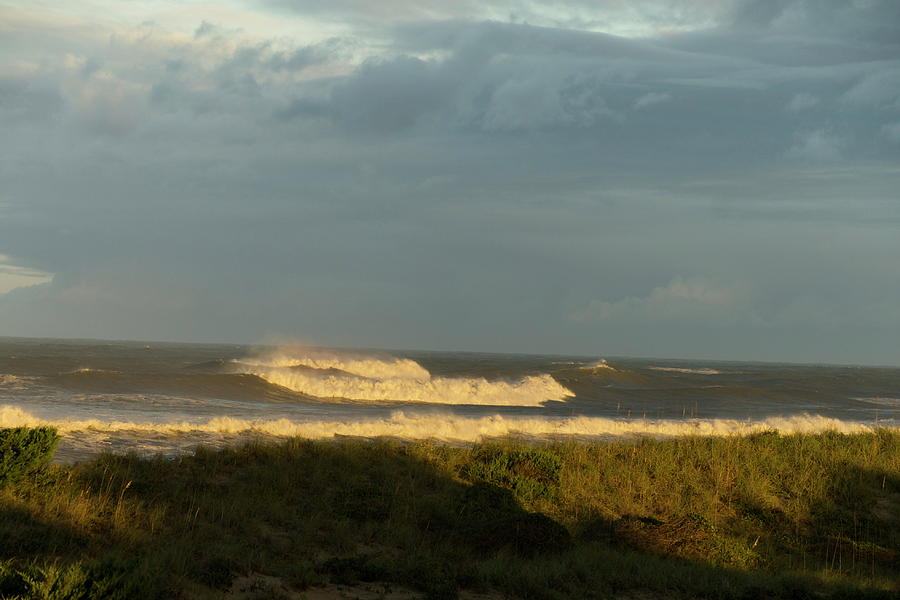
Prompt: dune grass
<box><xmin>0</xmin><ymin>429</ymin><xmax>897</xmax><ymax>599</ymax></box>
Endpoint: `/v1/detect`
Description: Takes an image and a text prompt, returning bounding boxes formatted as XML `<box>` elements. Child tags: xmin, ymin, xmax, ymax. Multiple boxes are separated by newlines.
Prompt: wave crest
<box><xmin>247</xmin><ymin>368</ymin><xmax>571</xmax><ymax>406</ymax></box>
<box><xmin>581</xmin><ymin>359</ymin><xmax>617</xmax><ymax>371</ymax></box>
<box><xmin>235</xmin><ymin>353</ymin><xmax>430</xmax><ymax>380</ymax></box>
<box><xmin>235</xmin><ymin>349</ymin><xmax>573</xmax><ymax>406</ymax></box>
<box><xmin>0</xmin><ymin>374</ymin><xmax>40</xmax><ymax>390</ymax></box>
<box><xmin>649</xmin><ymin>366</ymin><xmax>722</xmax><ymax>375</ymax></box>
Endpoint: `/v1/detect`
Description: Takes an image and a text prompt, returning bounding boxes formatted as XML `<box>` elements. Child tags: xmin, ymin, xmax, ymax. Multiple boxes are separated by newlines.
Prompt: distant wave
<box><xmin>852</xmin><ymin>397</ymin><xmax>900</xmax><ymax>408</ymax></box>
<box><xmin>234</xmin><ymin>349</ymin><xmax>573</xmax><ymax>406</ymax></box>
<box><xmin>580</xmin><ymin>359</ymin><xmax>618</xmax><ymax>372</ymax></box>
<box><xmin>64</xmin><ymin>368</ymin><xmax>122</xmax><ymax>375</ymax></box>
<box><xmin>649</xmin><ymin>367</ymin><xmax>723</xmax><ymax>375</ymax></box>
<box><xmin>0</xmin><ymin>374</ymin><xmax>37</xmax><ymax>390</ymax></box>
<box><xmin>1</xmin><ymin>405</ymin><xmax>886</xmax><ymax>442</ymax></box>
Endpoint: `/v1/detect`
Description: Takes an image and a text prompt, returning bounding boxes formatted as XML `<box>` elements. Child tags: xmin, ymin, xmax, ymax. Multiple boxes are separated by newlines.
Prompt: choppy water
<box><xmin>1</xmin><ymin>337</ymin><xmax>896</xmax><ymax>463</ymax></box>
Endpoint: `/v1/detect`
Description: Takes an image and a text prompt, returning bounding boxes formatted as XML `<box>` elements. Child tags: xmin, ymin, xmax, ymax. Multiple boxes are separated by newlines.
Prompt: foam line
<box><xmin>1</xmin><ymin>405</ymin><xmax>886</xmax><ymax>443</ymax></box>
<box><xmin>649</xmin><ymin>367</ymin><xmax>722</xmax><ymax>375</ymax></box>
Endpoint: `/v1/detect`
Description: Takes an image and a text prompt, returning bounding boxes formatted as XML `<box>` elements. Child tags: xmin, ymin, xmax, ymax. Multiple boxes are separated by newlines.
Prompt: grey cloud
<box><xmin>660</xmin><ymin>0</ymin><xmax>900</xmax><ymax>67</ymax></box>
<box><xmin>786</xmin><ymin>129</ymin><xmax>843</xmax><ymax>162</ymax></box>
<box><xmin>0</xmin><ymin>76</ymin><xmax>64</xmax><ymax>122</ymax></box>
<box><xmin>268</xmin><ymin>37</ymin><xmax>352</xmax><ymax>71</ymax></box>
<box><xmin>328</xmin><ymin>56</ymin><xmax>448</xmax><ymax>132</ymax></box>
<box><xmin>882</xmin><ymin>122</ymin><xmax>900</xmax><ymax>143</ymax></box>
<box><xmin>840</xmin><ymin>68</ymin><xmax>900</xmax><ymax>108</ymax></box>
<box><xmin>786</xmin><ymin>92</ymin><xmax>818</xmax><ymax>111</ymax></box>
<box><xmin>391</xmin><ymin>19</ymin><xmax>685</xmax><ymax>61</ymax></box>
<box><xmin>727</xmin><ymin>0</ymin><xmax>900</xmax><ymax>37</ymax></box>
<box><xmin>262</xmin><ymin>0</ymin><xmax>731</xmax><ymax>33</ymax></box>
<box><xmin>278</xmin><ymin>23</ymin><xmax>707</xmax><ymax>134</ymax></box>
<box><xmin>634</xmin><ymin>91</ymin><xmax>670</xmax><ymax>109</ymax></box>
<box><xmin>276</xmin><ymin>17</ymin><xmax>891</xmax><ymax>170</ymax></box>
<box><xmin>194</xmin><ymin>20</ymin><xmax>218</xmax><ymax>38</ymax></box>
<box><xmin>2</xmin><ymin>3</ymin><xmax>900</xmax><ymax>363</ymax></box>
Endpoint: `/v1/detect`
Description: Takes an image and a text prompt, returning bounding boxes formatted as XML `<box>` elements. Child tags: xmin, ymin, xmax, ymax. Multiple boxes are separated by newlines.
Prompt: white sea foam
<box><xmin>582</xmin><ymin>359</ymin><xmax>617</xmax><ymax>371</ymax></box>
<box><xmin>249</xmin><ymin>368</ymin><xmax>572</xmax><ymax>406</ymax></box>
<box><xmin>649</xmin><ymin>367</ymin><xmax>722</xmax><ymax>375</ymax></box>
<box><xmin>235</xmin><ymin>352</ymin><xmax>430</xmax><ymax>380</ymax></box>
<box><xmin>2</xmin><ymin>405</ymin><xmax>888</xmax><ymax>443</ymax></box>
<box><xmin>63</xmin><ymin>368</ymin><xmax>121</xmax><ymax>375</ymax></box>
<box><xmin>0</xmin><ymin>374</ymin><xmax>39</xmax><ymax>390</ymax></box>
<box><xmin>235</xmin><ymin>348</ymin><xmax>573</xmax><ymax>406</ymax></box>
<box><xmin>0</xmin><ymin>374</ymin><xmax>24</xmax><ymax>385</ymax></box>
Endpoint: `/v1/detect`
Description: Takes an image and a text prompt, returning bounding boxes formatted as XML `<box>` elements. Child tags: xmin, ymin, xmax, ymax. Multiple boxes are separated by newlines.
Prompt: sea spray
<box><xmin>235</xmin><ymin>353</ymin><xmax>430</xmax><ymax>380</ymax></box>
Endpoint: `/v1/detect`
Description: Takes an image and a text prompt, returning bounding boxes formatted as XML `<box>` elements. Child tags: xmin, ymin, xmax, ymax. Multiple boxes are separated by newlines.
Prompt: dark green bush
<box><xmin>0</xmin><ymin>427</ymin><xmax>60</xmax><ymax>488</ymax></box>
<box><xmin>0</xmin><ymin>558</ymin><xmax>153</xmax><ymax>600</ymax></box>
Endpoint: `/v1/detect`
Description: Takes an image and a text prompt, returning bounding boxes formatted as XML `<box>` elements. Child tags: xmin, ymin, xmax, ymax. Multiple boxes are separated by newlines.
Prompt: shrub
<box><xmin>0</xmin><ymin>427</ymin><xmax>60</xmax><ymax>488</ymax></box>
<box><xmin>0</xmin><ymin>558</ymin><xmax>152</xmax><ymax>600</ymax></box>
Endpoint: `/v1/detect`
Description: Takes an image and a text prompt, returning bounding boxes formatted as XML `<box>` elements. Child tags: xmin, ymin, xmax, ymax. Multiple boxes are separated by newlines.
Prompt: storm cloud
<box><xmin>1</xmin><ymin>0</ymin><xmax>899</xmax><ymax>364</ymax></box>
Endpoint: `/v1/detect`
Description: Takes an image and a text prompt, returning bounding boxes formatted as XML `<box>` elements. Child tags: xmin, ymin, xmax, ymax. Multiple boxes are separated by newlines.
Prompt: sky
<box><xmin>1</xmin><ymin>0</ymin><xmax>899</xmax><ymax>365</ymax></box>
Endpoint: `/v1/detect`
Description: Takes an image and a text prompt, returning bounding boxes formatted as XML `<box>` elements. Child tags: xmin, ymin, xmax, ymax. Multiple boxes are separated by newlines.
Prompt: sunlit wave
<box><xmin>233</xmin><ymin>348</ymin><xmax>573</xmax><ymax>406</ymax></box>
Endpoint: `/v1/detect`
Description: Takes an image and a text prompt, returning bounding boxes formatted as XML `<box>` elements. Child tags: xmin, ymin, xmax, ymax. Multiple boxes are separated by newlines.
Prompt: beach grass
<box><xmin>0</xmin><ymin>429</ymin><xmax>898</xmax><ymax>598</ymax></box>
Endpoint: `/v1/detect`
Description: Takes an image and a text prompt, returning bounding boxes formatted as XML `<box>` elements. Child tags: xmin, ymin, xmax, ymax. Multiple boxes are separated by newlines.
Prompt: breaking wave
<box><xmin>0</xmin><ymin>405</ymin><xmax>885</xmax><ymax>442</ymax></box>
<box><xmin>235</xmin><ymin>350</ymin><xmax>573</xmax><ymax>406</ymax></box>
<box><xmin>64</xmin><ymin>368</ymin><xmax>121</xmax><ymax>375</ymax></box>
<box><xmin>0</xmin><ymin>374</ymin><xmax>40</xmax><ymax>391</ymax></box>
<box><xmin>235</xmin><ymin>353</ymin><xmax>430</xmax><ymax>380</ymax></box>
<box><xmin>581</xmin><ymin>359</ymin><xmax>617</xmax><ymax>371</ymax></box>
<box><xmin>649</xmin><ymin>367</ymin><xmax>723</xmax><ymax>375</ymax></box>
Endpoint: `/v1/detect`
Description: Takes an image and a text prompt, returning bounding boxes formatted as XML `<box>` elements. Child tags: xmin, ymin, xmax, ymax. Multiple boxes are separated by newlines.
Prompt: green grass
<box><xmin>1</xmin><ymin>429</ymin><xmax>898</xmax><ymax>599</ymax></box>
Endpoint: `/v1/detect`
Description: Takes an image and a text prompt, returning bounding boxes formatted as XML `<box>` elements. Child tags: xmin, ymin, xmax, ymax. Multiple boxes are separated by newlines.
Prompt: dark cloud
<box><xmin>328</xmin><ymin>55</ymin><xmax>449</xmax><ymax>132</ymax></box>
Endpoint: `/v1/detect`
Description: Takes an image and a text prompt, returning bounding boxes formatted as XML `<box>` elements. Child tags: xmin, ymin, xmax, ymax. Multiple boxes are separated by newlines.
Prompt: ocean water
<box><xmin>0</xmin><ymin>337</ymin><xmax>897</xmax><ymax>463</ymax></box>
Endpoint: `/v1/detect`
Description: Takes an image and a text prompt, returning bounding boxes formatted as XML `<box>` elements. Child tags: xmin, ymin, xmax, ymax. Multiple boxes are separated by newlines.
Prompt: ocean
<box><xmin>1</xmin><ymin>337</ymin><xmax>897</xmax><ymax>463</ymax></box>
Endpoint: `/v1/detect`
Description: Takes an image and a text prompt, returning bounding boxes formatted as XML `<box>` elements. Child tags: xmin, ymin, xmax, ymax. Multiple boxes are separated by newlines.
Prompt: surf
<box><xmin>0</xmin><ymin>405</ymin><xmax>883</xmax><ymax>442</ymax></box>
<box><xmin>232</xmin><ymin>348</ymin><xmax>574</xmax><ymax>406</ymax></box>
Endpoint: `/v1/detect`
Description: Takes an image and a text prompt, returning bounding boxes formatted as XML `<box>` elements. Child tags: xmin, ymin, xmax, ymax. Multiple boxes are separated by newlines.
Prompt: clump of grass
<box><xmin>0</xmin><ymin>429</ymin><xmax>897</xmax><ymax>599</ymax></box>
<box><xmin>461</xmin><ymin>444</ymin><xmax>562</xmax><ymax>504</ymax></box>
<box><xmin>0</xmin><ymin>427</ymin><xmax>59</xmax><ymax>488</ymax></box>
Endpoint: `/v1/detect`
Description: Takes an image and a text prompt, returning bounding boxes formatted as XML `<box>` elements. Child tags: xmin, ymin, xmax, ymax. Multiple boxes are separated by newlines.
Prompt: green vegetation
<box><xmin>0</xmin><ymin>427</ymin><xmax>59</xmax><ymax>489</ymax></box>
<box><xmin>1</xmin><ymin>429</ymin><xmax>898</xmax><ymax>599</ymax></box>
